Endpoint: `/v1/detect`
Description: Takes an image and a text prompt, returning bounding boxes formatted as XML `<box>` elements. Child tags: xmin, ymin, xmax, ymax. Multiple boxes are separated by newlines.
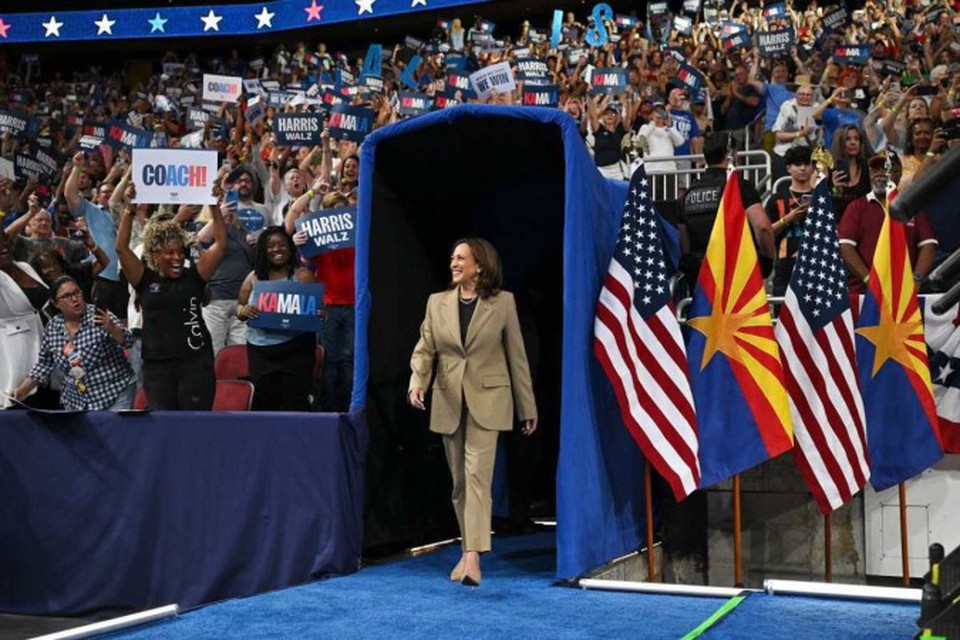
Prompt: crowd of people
<box><xmin>1</xmin><ymin>0</ymin><xmax>957</xmax><ymax>411</ymax></box>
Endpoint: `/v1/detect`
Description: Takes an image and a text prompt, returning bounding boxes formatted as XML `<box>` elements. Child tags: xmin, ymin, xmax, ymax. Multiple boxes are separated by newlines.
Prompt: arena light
<box><xmin>580</xmin><ymin>578</ymin><xmax>749</xmax><ymax>598</ymax></box>
<box><xmin>764</xmin><ymin>579</ymin><xmax>921</xmax><ymax>603</ymax></box>
<box><xmin>32</xmin><ymin>604</ymin><xmax>179</xmax><ymax>640</ymax></box>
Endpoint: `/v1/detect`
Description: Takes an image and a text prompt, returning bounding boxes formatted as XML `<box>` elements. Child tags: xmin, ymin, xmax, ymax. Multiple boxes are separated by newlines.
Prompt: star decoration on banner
<box><xmin>937</xmin><ymin>359</ymin><xmax>955</xmax><ymax>384</ymax></box>
<box><xmin>255</xmin><ymin>7</ymin><xmax>275</xmax><ymax>29</ymax></box>
<box><xmin>412</xmin><ymin>0</ymin><xmax>427</xmax><ymax>6</ymax></box>
<box><xmin>42</xmin><ymin>15</ymin><xmax>63</xmax><ymax>38</ymax></box>
<box><xmin>304</xmin><ymin>0</ymin><xmax>324</xmax><ymax>22</ymax></box>
<box><xmin>148</xmin><ymin>12</ymin><xmax>167</xmax><ymax>33</ymax></box>
<box><xmin>356</xmin><ymin>0</ymin><xmax>376</xmax><ymax>15</ymax></box>
<box><xmin>94</xmin><ymin>13</ymin><xmax>115</xmax><ymax>35</ymax></box>
<box><xmin>0</xmin><ymin>18</ymin><xmax>10</xmax><ymax>39</ymax></box>
<box><xmin>200</xmin><ymin>9</ymin><xmax>223</xmax><ymax>32</ymax></box>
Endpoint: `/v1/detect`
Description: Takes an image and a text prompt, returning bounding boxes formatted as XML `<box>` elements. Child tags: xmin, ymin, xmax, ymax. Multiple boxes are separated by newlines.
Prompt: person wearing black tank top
<box><xmin>116</xmin><ymin>194</ymin><xmax>228</xmax><ymax>410</ymax></box>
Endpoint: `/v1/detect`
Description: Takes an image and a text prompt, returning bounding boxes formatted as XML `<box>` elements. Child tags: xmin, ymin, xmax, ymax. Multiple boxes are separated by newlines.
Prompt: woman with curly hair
<box><xmin>116</xmin><ymin>197</ymin><xmax>227</xmax><ymax>410</ymax></box>
<box><xmin>236</xmin><ymin>226</ymin><xmax>317</xmax><ymax>411</ymax></box>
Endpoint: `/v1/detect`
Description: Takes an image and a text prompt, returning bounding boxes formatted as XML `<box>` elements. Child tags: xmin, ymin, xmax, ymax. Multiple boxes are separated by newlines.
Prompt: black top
<box><xmin>680</xmin><ymin>168</ymin><xmax>761</xmax><ymax>259</ymax></box>
<box><xmin>136</xmin><ymin>266</ymin><xmax>212</xmax><ymax>361</ymax></box>
<box><xmin>458</xmin><ymin>296</ymin><xmax>477</xmax><ymax>346</ymax></box>
<box><xmin>766</xmin><ymin>185</ymin><xmax>812</xmax><ymax>289</ymax></box>
<box><xmin>205</xmin><ymin>226</ymin><xmax>255</xmax><ymax>300</ymax></box>
<box><xmin>594</xmin><ymin>123</ymin><xmax>627</xmax><ymax>168</ymax></box>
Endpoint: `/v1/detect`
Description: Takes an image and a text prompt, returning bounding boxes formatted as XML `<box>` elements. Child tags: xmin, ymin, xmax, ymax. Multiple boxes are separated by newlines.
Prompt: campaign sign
<box><xmin>445</xmin><ymin>54</ymin><xmax>468</xmax><ymax>72</ymax></box>
<box><xmin>268</xmin><ymin>90</ymin><xmax>294</xmax><ymax>107</ymax></box>
<box><xmin>243</xmin><ymin>79</ymin><xmax>263</xmax><ymax>96</ymax></box>
<box><xmin>0</xmin><ymin>157</ymin><xmax>14</xmax><ymax>180</ymax></box>
<box><xmin>821</xmin><ymin>6</ymin><xmax>849</xmax><ymax>32</ymax></box>
<box><xmin>664</xmin><ymin>47</ymin><xmax>687</xmax><ymax>63</ymax></box>
<box><xmin>399</xmin><ymin>92</ymin><xmax>433</xmax><ymax>117</ymax></box>
<box><xmin>514</xmin><ymin>57</ymin><xmax>550</xmax><ymax>84</ymax></box>
<box><xmin>723</xmin><ymin>30</ymin><xmax>752</xmax><ymax>53</ymax></box>
<box><xmin>248</xmin><ymin>280</ymin><xmax>325</xmax><ymax>333</ymax></box>
<box><xmin>273</xmin><ymin>113</ymin><xmax>325</xmax><ymax>146</ymax></box>
<box><xmin>0</xmin><ymin>110</ymin><xmax>39</xmax><ymax>140</ymax></box>
<box><xmin>674</xmin><ymin>15</ymin><xmax>694</xmax><ymax>34</ymax></box>
<box><xmin>615</xmin><ymin>14</ymin><xmax>639</xmax><ymax>29</ymax></box>
<box><xmin>105</xmin><ymin>122</ymin><xmax>153</xmax><ymax>150</ymax></box>
<box><xmin>294</xmin><ymin>206</ymin><xmax>356</xmax><ymax>258</ymax></box>
<box><xmin>521</xmin><ymin>84</ymin><xmax>559</xmax><ymax>108</ymax></box>
<box><xmin>132</xmin><ymin>148</ymin><xmax>217</xmax><ymax>205</ymax></box>
<box><xmin>447</xmin><ymin>71</ymin><xmax>478</xmax><ymax>99</ymax></box>
<box><xmin>328</xmin><ymin>104</ymin><xmax>374</xmax><ymax>143</ymax></box>
<box><xmin>676</xmin><ymin>63</ymin><xmax>705</xmax><ymax>94</ymax></box>
<box><xmin>590</xmin><ymin>67</ymin><xmax>628</xmax><ymax>95</ymax></box>
<box><xmin>15</xmin><ymin>154</ymin><xmax>52</xmax><ymax>183</ymax></box>
<box><xmin>721</xmin><ymin>20</ymin><xmax>749</xmax><ymax>36</ymax></box>
<box><xmin>202</xmin><ymin>74</ymin><xmax>243</xmax><ymax>103</ymax></box>
<box><xmin>187</xmin><ymin>106</ymin><xmax>212</xmax><ymax>130</ymax></box>
<box><xmin>245</xmin><ymin>97</ymin><xmax>265</xmax><ymax>126</ymax></box>
<box><xmin>834</xmin><ymin>45</ymin><xmax>870</xmax><ymax>66</ymax></box>
<box><xmin>648</xmin><ymin>1</ymin><xmax>669</xmax><ymax>18</ymax></box>
<box><xmin>879</xmin><ymin>60</ymin><xmax>906</xmax><ymax>76</ymax></box>
<box><xmin>762</xmin><ymin>2</ymin><xmax>787</xmax><ymax>20</ymax></box>
<box><xmin>363</xmin><ymin>74</ymin><xmax>385</xmax><ymax>94</ymax></box>
<box><xmin>683</xmin><ymin>0</ymin><xmax>701</xmax><ymax>15</ymax></box>
<box><xmin>469</xmin><ymin>62</ymin><xmax>515</xmax><ymax>100</ymax></box>
<box><xmin>434</xmin><ymin>94</ymin><xmax>458</xmax><ymax>109</ymax></box>
<box><xmin>320</xmin><ymin>89</ymin><xmax>346</xmax><ymax>112</ymax></box>
<box><xmin>757</xmin><ymin>28</ymin><xmax>795</xmax><ymax>58</ymax></box>
<box><xmin>78</xmin><ymin>135</ymin><xmax>103</xmax><ymax>151</ymax></box>
<box><xmin>34</xmin><ymin>146</ymin><xmax>63</xmax><ymax>180</ymax></box>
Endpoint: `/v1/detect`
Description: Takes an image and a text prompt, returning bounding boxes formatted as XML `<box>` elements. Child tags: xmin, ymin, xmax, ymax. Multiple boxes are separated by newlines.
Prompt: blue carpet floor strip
<box><xmin>106</xmin><ymin>532</ymin><xmax>919</xmax><ymax>639</ymax></box>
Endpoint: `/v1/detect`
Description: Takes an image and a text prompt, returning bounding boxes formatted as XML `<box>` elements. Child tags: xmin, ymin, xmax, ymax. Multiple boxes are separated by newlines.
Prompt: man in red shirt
<box><xmin>838</xmin><ymin>152</ymin><xmax>938</xmax><ymax>294</ymax></box>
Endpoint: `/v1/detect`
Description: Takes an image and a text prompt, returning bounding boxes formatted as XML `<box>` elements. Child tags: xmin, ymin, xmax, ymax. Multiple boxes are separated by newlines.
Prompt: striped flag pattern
<box><xmin>593</xmin><ymin>165</ymin><xmax>700</xmax><ymax>500</ymax></box>
<box><xmin>774</xmin><ymin>179</ymin><xmax>870</xmax><ymax>513</ymax></box>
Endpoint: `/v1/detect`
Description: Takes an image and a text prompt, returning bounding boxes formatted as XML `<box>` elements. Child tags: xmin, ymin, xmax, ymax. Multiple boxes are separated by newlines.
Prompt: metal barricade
<box><xmin>638</xmin><ymin>149</ymin><xmax>773</xmax><ymax>202</ymax></box>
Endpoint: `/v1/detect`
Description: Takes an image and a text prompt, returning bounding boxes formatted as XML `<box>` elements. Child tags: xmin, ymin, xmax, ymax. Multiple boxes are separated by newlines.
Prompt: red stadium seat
<box><xmin>212</xmin><ymin>379</ymin><xmax>255</xmax><ymax>411</ymax></box>
<box><xmin>215</xmin><ymin>345</ymin><xmax>250</xmax><ymax>380</ymax></box>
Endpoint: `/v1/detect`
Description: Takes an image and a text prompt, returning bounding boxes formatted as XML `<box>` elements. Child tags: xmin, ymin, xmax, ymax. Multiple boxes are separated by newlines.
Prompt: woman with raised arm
<box><xmin>116</xmin><ymin>190</ymin><xmax>228</xmax><ymax>410</ymax></box>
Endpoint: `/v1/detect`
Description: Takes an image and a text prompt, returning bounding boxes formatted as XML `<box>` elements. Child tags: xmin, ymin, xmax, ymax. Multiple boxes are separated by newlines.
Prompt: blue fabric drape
<box><xmin>0</xmin><ymin>410</ymin><xmax>366</xmax><ymax>616</ymax></box>
<box><xmin>354</xmin><ymin>105</ymin><xmax>652</xmax><ymax>579</ymax></box>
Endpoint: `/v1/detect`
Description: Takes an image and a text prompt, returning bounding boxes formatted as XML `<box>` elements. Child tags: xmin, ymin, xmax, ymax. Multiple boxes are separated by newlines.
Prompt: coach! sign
<box><xmin>132</xmin><ymin>148</ymin><xmax>218</xmax><ymax>205</ymax></box>
<box><xmin>203</xmin><ymin>74</ymin><xmax>243</xmax><ymax>103</ymax></box>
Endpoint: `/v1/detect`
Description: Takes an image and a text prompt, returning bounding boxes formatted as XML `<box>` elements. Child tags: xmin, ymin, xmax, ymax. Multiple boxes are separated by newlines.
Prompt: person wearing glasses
<box><xmin>8</xmin><ymin>275</ymin><xmax>136</xmax><ymax>411</ymax></box>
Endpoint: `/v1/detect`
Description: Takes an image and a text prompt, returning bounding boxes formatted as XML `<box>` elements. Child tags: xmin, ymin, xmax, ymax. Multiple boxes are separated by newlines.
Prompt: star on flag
<box><xmin>412</xmin><ymin>0</ymin><xmax>427</xmax><ymax>6</ymax></box>
<box><xmin>0</xmin><ymin>17</ymin><xmax>10</xmax><ymax>39</ymax></box>
<box><xmin>255</xmin><ymin>7</ymin><xmax>275</xmax><ymax>29</ymax></box>
<box><xmin>94</xmin><ymin>13</ymin><xmax>115</xmax><ymax>35</ymax></box>
<box><xmin>148</xmin><ymin>12</ymin><xmax>167</xmax><ymax>33</ymax></box>
<box><xmin>200</xmin><ymin>9</ymin><xmax>223</xmax><ymax>32</ymax></box>
<box><xmin>304</xmin><ymin>0</ymin><xmax>324</xmax><ymax>22</ymax></box>
<box><xmin>42</xmin><ymin>15</ymin><xmax>63</xmax><ymax>37</ymax></box>
<box><xmin>356</xmin><ymin>0</ymin><xmax>376</xmax><ymax>15</ymax></box>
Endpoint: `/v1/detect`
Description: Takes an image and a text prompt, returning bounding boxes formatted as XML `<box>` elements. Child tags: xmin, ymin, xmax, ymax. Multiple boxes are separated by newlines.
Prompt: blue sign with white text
<box><xmin>294</xmin><ymin>206</ymin><xmax>356</xmax><ymax>258</ymax></box>
<box><xmin>248</xmin><ymin>280</ymin><xmax>325</xmax><ymax>333</ymax></box>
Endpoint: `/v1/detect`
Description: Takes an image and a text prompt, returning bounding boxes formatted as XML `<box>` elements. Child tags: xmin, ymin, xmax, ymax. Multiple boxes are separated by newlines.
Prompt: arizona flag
<box><xmin>687</xmin><ymin>173</ymin><xmax>793</xmax><ymax>488</ymax></box>
<box><xmin>855</xmin><ymin>204</ymin><xmax>943</xmax><ymax>491</ymax></box>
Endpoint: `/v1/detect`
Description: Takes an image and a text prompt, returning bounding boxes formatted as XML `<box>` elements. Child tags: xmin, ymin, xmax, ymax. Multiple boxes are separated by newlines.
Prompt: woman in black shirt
<box><xmin>116</xmin><ymin>199</ymin><xmax>227</xmax><ymax>410</ymax></box>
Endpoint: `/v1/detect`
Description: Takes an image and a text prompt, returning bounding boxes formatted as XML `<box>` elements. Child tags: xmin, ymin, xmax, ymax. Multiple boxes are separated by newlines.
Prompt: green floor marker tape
<box><xmin>680</xmin><ymin>593</ymin><xmax>748</xmax><ymax>639</ymax></box>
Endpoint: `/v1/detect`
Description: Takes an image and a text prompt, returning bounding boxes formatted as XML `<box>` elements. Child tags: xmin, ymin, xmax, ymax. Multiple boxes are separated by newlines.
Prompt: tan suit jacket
<box><xmin>409</xmin><ymin>288</ymin><xmax>537</xmax><ymax>434</ymax></box>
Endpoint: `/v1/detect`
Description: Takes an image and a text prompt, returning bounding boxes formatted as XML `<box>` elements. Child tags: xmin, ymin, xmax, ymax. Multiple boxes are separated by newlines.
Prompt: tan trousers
<box><xmin>442</xmin><ymin>411</ymin><xmax>499</xmax><ymax>552</ymax></box>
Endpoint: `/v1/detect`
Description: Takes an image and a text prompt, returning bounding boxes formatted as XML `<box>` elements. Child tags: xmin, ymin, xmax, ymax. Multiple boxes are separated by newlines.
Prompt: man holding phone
<box><xmin>766</xmin><ymin>146</ymin><xmax>816</xmax><ymax>296</ymax></box>
<box><xmin>221</xmin><ymin>166</ymin><xmax>269</xmax><ymax>236</ymax></box>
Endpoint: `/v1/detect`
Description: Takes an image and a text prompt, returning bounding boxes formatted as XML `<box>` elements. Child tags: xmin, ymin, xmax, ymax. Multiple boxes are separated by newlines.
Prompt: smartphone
<box><xmin>889</xmin><ymin>81</ymin><xmax>901</xmax><ymax>92</ymax></box>
<box><xmin>835</xmin><ymin>157</ymin><xmax>849</xmax><ymax>175</ymax></box>
<box><xmin>915</xmin><ymin>84</ymin><xmax>939</xmax><ymax>96</ymax></box>
<box><xmin>225</xmin><ymin>189</ymin><xmax>240</xmax><ymax>207</ymax></box>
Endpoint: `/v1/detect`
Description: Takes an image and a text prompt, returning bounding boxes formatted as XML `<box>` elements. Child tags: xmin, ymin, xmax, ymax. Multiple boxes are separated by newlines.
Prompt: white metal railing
<box><xmin>637</xmin><ymin>150</ymin><xmax>773</xmax><ymax>202</ymax></box>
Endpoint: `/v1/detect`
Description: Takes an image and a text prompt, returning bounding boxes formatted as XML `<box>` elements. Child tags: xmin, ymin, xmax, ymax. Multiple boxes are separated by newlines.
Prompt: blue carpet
<box><xmin>106</xmin><ymin>533</ymin><xmax>920</xmax><ymax>639</ymax></box>
<box><xmin>107</xmin><ymin>532</ymin><xmax>724</xmax><ymax>639</ymax></box>
<box><xmin>703</xmin><ymin>592</ymin><xmax>918</xmax><ymax>640</ymax></box>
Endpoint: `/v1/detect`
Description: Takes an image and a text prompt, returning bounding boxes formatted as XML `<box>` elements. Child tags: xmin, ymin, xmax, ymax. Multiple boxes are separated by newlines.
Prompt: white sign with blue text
<box><xmin>132</xmin><ymin>148</ymin><xmax>218</xmax><ymax>205</ymax></box>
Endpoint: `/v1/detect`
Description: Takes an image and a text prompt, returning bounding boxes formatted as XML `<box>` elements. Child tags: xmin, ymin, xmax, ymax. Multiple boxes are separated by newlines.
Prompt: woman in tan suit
<box><xmin>408</xmin><ymin>238</ymin><xmax>537</xmax><ymax>587</ymax></box>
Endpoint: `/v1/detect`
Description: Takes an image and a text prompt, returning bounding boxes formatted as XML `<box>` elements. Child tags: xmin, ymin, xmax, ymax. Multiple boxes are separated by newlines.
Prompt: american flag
<box><xmin>774</xmin><ymin>178</ymin><xmax>870</xmax><ymax>514</ymax></box>
<box><xmin>593</xmin><ymin>166</ymin><xmax>700</xmax><ymax>500</ymax></box>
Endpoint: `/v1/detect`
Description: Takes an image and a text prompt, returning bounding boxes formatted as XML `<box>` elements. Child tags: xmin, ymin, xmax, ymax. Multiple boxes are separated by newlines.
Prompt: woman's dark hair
<box><xmin>254</xmin><ymin>226</ymin><xmax>298</xmax><ymax>280</ymax></box>
<box><xmin>49</xmin><ymin>275</ymin><xmax>80</xmax><ymax>305</ymax></box>
<box><xmin>29</xmin><ymin>250</ymin><xmax>66</xmax><ymax>284</ymax></box>
<box><xmin>338</xmin><ymin>154</ymin><xmax>360</xmax><ymax>186</ymax></box>
<box><xmin>904</xmin><ymin>117</ymin><xmax>934</xmax><ymax>156</ymax></box>
<box><xmin>448</xmin><ymin>237</ymin><xmax>502</xmax><ymax>299</ymax></box>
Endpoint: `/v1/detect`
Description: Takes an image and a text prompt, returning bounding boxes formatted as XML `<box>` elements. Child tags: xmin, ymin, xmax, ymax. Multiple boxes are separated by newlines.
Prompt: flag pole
<box><xmin>733</xmin><ymin>473</ymin><xmax>743</xmax><ymax>587</ymax></box>
<box><xmin>824</xmin><ymin>512</ymin><xmax>832</xmax><ymax>583</ymax></box>
<box><xmin>644</xmin><ymin>461</ymin><xmax>656</xmax><ymax>583</ymax></box>
<box><xmin>899</xmin><ymin>482</ymin><xmax>910</xmax><ymax>586</ymax></box>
